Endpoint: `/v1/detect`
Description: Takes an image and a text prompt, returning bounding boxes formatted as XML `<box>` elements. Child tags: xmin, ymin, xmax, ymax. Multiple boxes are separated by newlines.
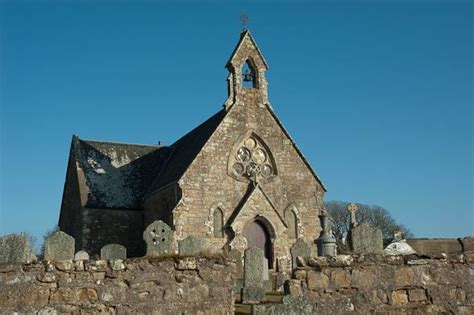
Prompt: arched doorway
<box><xmin>244</xmin><ymin>218</ymin><xmax>274</xmax><ymax>269</ymax></box>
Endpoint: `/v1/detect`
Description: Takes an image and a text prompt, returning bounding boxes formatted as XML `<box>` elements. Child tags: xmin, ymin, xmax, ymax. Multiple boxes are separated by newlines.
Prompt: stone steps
<box><xmin>234</xmin><ymin>292</ymin><xmax>284</xmax><ymax>314</ymax></box>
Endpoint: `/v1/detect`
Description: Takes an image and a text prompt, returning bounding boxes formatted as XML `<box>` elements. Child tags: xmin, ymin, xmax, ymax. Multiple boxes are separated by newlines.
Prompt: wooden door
<box><xmin>245</xmin><ymin>220</ymin><xmax>273</xmax><ymax>268</ymax></box>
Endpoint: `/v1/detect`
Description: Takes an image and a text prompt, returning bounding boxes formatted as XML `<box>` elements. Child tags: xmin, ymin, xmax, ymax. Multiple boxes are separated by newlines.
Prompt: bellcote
<box><xmin>224</xmin><ymin>30</ymin><xmax>269</xmax><ymax>109</ymax></box>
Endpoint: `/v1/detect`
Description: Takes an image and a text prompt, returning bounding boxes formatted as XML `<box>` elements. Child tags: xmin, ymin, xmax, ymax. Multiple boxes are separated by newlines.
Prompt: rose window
<box><xmin>231</xmin><ymin>136</ymin><xmax>276</xmax><ymax>181</ymax></box>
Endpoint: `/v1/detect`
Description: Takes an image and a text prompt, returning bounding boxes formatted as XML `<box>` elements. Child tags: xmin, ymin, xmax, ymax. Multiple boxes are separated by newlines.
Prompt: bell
<box><xmin>243</xmin><ymin>69</ymin><xmax>253</xmax><ymax>82</ymax></box>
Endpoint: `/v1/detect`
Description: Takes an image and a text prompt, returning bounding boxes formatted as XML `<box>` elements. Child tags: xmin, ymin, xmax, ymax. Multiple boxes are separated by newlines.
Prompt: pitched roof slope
<box><xmin>146</xmin><ymin>109</ymin><xmax>227</xmax><ymax>195</ymax></box>
<box><xmin>73</xmin><ymin>137</ymin><xmax>171</xmax><ymax>209</ymax></box>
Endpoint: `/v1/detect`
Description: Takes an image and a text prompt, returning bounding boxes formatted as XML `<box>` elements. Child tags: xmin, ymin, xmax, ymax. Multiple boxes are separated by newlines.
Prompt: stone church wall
<box><xmin>174</xmin><ymin>89</ymin><xmax>324</xmax><ymax>272</ymax></box>
<box><xmin>144</xmin><ymin>183</ymin><xmax>180</xmax><ymax>228</ymax></box>
<box><xmin>58</xmin><ymin>152</ymin><xmax>84</xmax><ymax>251</ymax></box>
<box><xmin>81</xmin><ymin>208</ymin><xmax>145</xmax><ymax>258</ymax></box>
<box><xmin>0</xmin><ymin>257</ymin><xmax>236</xmax><ymax>314</ymax></box>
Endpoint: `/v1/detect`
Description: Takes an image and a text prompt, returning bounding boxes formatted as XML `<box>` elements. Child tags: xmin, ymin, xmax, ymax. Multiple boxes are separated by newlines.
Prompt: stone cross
<box><xmin>240</xmin><ymin>12</ymin><xmax>249</xmax><ymax>31</ymax></box>
<box><xmin>347</xmin><ymin>203</ymin><xmax>358</xmax><ymax>227</ymax></box>
<box><xmin>143</xmin><ymin>220</ymin><xmax>174</xmax><ymax>256</ymax></box>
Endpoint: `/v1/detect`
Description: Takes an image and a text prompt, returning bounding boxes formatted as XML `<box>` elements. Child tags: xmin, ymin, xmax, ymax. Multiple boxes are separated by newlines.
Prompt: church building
<box><xmin>58</xmin><ymin>30</ymin><xmax>326</xmax><ymax>272</ymax></box>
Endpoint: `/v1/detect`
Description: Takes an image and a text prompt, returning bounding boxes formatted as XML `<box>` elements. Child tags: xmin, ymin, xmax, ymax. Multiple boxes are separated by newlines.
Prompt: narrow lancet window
<box><xmin>213</xmin><ymin>208</ymin><xmax>224</xmax><ymax>238</ymax></box>
<box><xmin>285</xmin><ymin>209</ymin><xmax>297</xmax><ymax>239</ymax></box>
<box><xmin>242</xmin><ymin>60</ymin><xmax>257</xmax><ymax>88</ymax></box>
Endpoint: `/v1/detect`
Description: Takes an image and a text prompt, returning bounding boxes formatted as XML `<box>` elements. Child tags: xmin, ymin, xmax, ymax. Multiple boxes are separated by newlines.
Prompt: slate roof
<box><xmin>146</xmin><ymin>108</ymin><xmax>227</xmax><ymax>194</ymax></box>
<box><xmin>71</xmin><ymin>108</ymin><xmax>227</xmax><ymax>210</ymax></box>
<box><xmin>73</xmin><ymin>137</ymin><xmax>171</xmax><ymax>210</ymax></box>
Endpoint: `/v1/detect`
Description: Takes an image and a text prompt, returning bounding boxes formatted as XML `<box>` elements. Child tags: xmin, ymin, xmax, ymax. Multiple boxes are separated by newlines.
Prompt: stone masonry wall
<box><xmin>1</xmin><ymin>254</ymin><xmax>472</xmax><ymax>314</ymax></box>
<box><xmin>81</xmin><ymin>208</ymin><xmax>145</xmax><ymax>258</ymax></box>
<box><xmin>174</xmin><ymin>49</ymin><xmax>325</xmax><ymax>273</ymax></box>
<box><xmin>262</xmin><ymin>253</ymin><xmax>473</xmax><ymax>314</ymax></box>
<box><xmin>0</xmin><ymin>257</ymin><xmax>236</xmax><ymax>314</ymax></box>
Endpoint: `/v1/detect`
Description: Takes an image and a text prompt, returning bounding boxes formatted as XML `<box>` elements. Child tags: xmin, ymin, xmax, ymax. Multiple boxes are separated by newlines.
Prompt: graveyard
<box><xmin>1</xmin><ymin>3</ymin><xmax>472</xmax><ymax>314</ymax></box>
<box><xmin>1</xmin><ymin>209</ymin><xmax>473</xmax><ymax>314</ymax></box>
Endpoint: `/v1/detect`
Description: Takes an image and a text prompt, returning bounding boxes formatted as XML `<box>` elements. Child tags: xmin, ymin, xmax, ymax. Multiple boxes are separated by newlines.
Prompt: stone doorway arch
<box><xmin>244</xmin><ymin>216</ymin><xmax>275</xmax><ymax>269</ymax></box>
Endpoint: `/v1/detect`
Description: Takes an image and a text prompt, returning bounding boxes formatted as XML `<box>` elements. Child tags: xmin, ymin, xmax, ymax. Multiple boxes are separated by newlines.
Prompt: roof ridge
<box><xmin>82</xmin><ymin>138</ymin><xmax>163</xmax><ymax>148</ymax></box>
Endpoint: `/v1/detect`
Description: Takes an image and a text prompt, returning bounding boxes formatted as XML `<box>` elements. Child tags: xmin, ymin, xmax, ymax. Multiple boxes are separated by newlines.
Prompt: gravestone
<box><xmin>143</xmin><ymin>220</ymin><xmax>174</xmax><ymax>256</ymax></box>
<box><xmin>347</xmin><ymin>203</ymin><xmax>358</xmax><ymax>227</ymax></box>
<box><xmin>74</xmin><ymin>250</ymin><xmax>90</xmax><ymax>261</ymax></box>
<box><xmin>459</xmin><ymin>237</ymin><xmax>474</xmax><ymax>252</ymax></box>
<box><xmin>178</xmin><ymin>235</ymin><xmax>205</xmax><ymax>256</ymax></box>
<box><xmin>228</xmin><ymin>249</ymin><xmax>243</xmax><ymax>275</ymax></box>
<box><xmin>0</xmin><ymin>234</ymin><xmax>36</xmax><ymax>264</ymax></box>
<box><xmin>384</xmin><ymin>240</ymin><xmax>416</xmax><ymax>256</ymax></box>
<box><xmin>241</xmin><ymin>247</ymin><xmax>265</xmax><ymax>304</ymax></box>
<box><xmin>101</xmin><ymin>244</ymin><xmax>127</xmax><ymax>260</ymax></box>
<box><xmin>290</xmin><ymin>238</ymin><xmax>311</xmax><ymax>270</ymax></box>
<box><xmin>349</xmin><ymin>223</ymin><xmax>383</xmax><ymax>254</ymax></box>
<box><xmin>44</xmin><ymin>231</ymin><xmax>75</xmax><ymax>261</ymax></box>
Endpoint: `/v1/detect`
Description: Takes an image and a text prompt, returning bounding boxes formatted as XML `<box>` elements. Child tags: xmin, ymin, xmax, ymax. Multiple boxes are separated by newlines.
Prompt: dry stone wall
<box><xmin>0</xmin><ymin>257</ymin><xmax>236</xmax><ymax>314</ymax></box>
<box><xmin>256</xmin><ymin>253</ymin><xmax>474</xmax><ymax>314</ymax></box>
<box><xmin>1</xmin><ymin>252</ymin><xmax>473</xmax><ymax>314</ymax></box>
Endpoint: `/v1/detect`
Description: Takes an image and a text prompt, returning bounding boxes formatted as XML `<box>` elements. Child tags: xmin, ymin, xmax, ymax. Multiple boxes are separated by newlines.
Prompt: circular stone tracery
<box><xmin>232</xmin><ymin>137</ymin><xmax>274</xmax><ymax>181</ymax></box>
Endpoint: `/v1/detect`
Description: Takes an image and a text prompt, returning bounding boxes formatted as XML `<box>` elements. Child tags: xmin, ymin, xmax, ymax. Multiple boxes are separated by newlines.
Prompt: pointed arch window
<box><xmin>285</xmin><ymin>209</ymin><xmax>298</xmax><ymax>239</ymax></box>
<box><xmin>242</xmin><ymin>59</ymin><xmax>257</xmax><ymax>88</ymax></box>
<box><xmin>213</xmin><ymin>208</ymin><xmax>224</xmax><ymax>238</ymax></box>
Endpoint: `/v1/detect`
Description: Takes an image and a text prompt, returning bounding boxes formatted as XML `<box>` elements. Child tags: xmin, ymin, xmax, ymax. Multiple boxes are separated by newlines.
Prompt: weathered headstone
<box><xmin>384</xmin><ymin>240</ymin><xmax>416</xmax><ymax>256</ymax></box>
<box><xmin>44</xmin><ymin>231</ymin><xmax>75</xmax><ymax>261</ymax></box>
<box><xmin>74</xmin><ymin>250</ymin><xmax>90</xmax><ymax>261</ymax></box>
<box><xmin>143</xmin><ymin>220</ymin><xmax>174</xmax><ymax>256</ymax></box>
<box><xmin>290</xmin><ymin>238</ymin><xmax>311</xmax><ymax>270</ymax></box>
<box><xmin>242</xmin><ymin>247</ymin><xmax>265</xmax><ymax>304</ymax></box>
<box><xmin>349</xmin><ymin>223</ymin><xmax>383</xmax><ymax>254</ymax></box>
<box><xmin>459</xmin><ymin>237</ymin><xmax>474</xmax><ymax>253</ymax></box>
<box><xmin>0</xmin><ymin>234</ymin><xmax>37</xmax><ymax>264</ymax></box>
<box><xmin>101</xmin><ymin>244</ymin><xmax>127</xmax><ymax>260</ymax></box>
<box><xmin>178</xmin><ymin>235</ymin><xmax>205</xmax><ymax>256</ymax></box>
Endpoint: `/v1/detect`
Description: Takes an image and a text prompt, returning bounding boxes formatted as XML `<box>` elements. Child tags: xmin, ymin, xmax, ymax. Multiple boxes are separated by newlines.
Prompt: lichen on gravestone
<box><xmin>143</xmin><ymin>220</ymin><xmax>174</xmax><ymax>256</ymax></box>
<box><xmin>44</xmin><ymin>231</ymin><xmax>75</xmax><ymax>261</ymax></box>
<box><xmin>74</xmin><ymin>250</ymin><xmax>90</xmax><ymax>261</ymax></box>
<box><xmin>101</xmin><ymin>244</ymin><xmax>127</xmax><ymax>260</ymax></box>
<box><xmin>290</xmin><ymin>238</ymin><xmax>311</xmax><ymax>270</ymax></box>
<box><xmin>349</xmin><ymin>223</ymin><xmax>383</xmax><ymax>254</ymax></box>
<box><xmin>0</xmin><ymin>234</ymin><xmax>37</xmax><ymax>264</ymax></box>
<box><xmin>241</xmin><ymin>247</ymin><xmax>265</xmax><ymax>304</ymax></box>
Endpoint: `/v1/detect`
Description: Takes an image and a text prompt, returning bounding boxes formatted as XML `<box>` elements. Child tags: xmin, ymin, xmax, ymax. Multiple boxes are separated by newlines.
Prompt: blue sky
<box><xmin>0</xmin><ymin>0</ymin><xmax>472</xmax><ymax>243</ymax></box>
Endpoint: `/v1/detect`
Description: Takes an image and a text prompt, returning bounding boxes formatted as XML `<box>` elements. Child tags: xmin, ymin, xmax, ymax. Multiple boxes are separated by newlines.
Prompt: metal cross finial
<box><xmin>240</xmin><ymin>12</ymin><xmax>249</xmax><ymax>31</ymax></box>
<box><xmin>347</xmin><ymin>203</ymin><xmax>358</xmax><ymax>227</ymax></box>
